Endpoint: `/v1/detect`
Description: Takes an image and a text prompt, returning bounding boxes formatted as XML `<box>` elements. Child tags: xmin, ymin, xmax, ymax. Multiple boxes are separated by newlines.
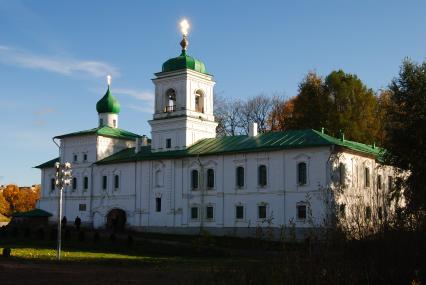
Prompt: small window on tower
<box><xmin>113</xmin><ymin>119</ymin><xmax>117</xmax><ymax>127</ymax></box>
<box><xmin>83</xmin><ymin>154</ymin><xmax>87</xmax><ymax>161</ymax></box>
<box><xmin>99</xmin><ymin>118</ymin><xmax>103</xmax><ymax>126</ymax></box>
<box><xmin>166</xmin><ymin>138</ymin><xmax>171</xmax><ymax>149</ymax></box>
<box><xmin>73</xmin><ymin>154</ymin><xmax>78</xmax><ymax>162</ymax></box>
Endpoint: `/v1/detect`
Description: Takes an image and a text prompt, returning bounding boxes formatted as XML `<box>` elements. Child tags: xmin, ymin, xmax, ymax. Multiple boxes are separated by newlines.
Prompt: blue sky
<box><xmin>0</xmin><ymin>0</ymin><xmax>425</xmax><ymax>186</ymax></box>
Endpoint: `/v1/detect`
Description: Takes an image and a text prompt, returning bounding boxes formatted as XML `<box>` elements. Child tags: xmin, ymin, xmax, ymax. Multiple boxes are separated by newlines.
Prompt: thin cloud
<box><xmin>126</xmin><ymin>104</ymin><xmax>153</xmax><ymax>114</ymax></box>
<box><xmin>0</xmin><ymin>45</ymin><xmax>119</xmax><ymax>78</ymax></box>
<box><xmin>34</xmin><ymin>107</ymin><xmax>56</xmax><ymax>116</ymax></box>
<box><xmin>114</xmin><ymin>88</ymin><xmax>154</xmax><ymax>102</ymax></box>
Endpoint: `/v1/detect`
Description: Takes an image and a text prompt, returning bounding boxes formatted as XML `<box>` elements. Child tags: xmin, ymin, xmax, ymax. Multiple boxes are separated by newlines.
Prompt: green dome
<box><xmin>96</xmin><ymin>87</ymin><xmax>120</xmax><ymax>114</ymax></box>
<box><xmin>162</xmin><ymin>50</ymin><xmax>207</xmax><ymax>74</ymax></box>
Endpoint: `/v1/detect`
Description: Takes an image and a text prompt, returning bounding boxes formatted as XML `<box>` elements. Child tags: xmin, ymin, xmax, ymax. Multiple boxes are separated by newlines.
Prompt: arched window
<box><xmin>194</xmin><ymin>90</ymin><xmax>204</xmax><ymax>113</ymax></box>
<box><xmin>165</xmin><ymin>89</ymin><xmax>176</xmax><ymax>112</ymax></box>
<box><xmin>191</xmin><ymin>169</ymin><xmax>199</xmax><ymax>190</ymax></box>
<box><xmin>72</xmin><ymin>177</ymin><xmax>77</xmax><ymax>190</ymax></box>
<box><xmin>83</xmin><ymin>176</ymin><xmax>89</xmax><ymax>190</ymax></box>
<box><xmin>298</xmin><ymin>162</ymin><xmax>307</xmax><ymax>185</ymax></box>
<box><xmin>114</xmin><ymin>175</ymin><xmax>120</xmax><ymax>189</ymax></box>
<box><xmin>258</xmin><ymin>165</ymin><xmax>267</xmax><ymax>187</ymax></box>
<box><xmin>50</xmin><ymin>178</ymin><xmax>55</xmax><ymax>192</ymax></box>
<box><xmin>236</xmin><ymin>166</ymin><xmax>245</xmax><ymax>188</ymax></box>
<box><xmin>207</xmin><ymin>169</ymin><xmax>214</xmax><ymax>189</ymax></box>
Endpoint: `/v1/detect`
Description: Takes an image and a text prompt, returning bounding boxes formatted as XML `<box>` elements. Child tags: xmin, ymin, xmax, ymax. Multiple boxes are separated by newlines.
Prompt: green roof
<box><xmin>97</xmin><ymin>129</ymin><xmax>383</xmax><ymax>165</ymax></box>
<box><xmin>54</xmin><ymin>126</ymin><xmax>142</xmax><ymax>140</ymax></box>
<box><xmin>12</xmin><ymin>209</ymin><xmax>53</xmax><ymax>218</ymax></box>
<box><xmin>162</xmin><ymin>50</ymin><xmax>207</xmax><ymax>74</ymax></box>
<box><xmin>34</xmin><ymin>157</ymin><xmax>59</xmax><ymax>169</ymax></box>
<box><xmin>96</xmin><ymin>86</ymin><xmax>121</xmax><ymax>114</ymax></box>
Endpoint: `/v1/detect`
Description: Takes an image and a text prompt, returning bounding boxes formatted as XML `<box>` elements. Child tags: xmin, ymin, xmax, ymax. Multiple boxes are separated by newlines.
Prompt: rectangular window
<box><xmin>378</xmin><ymin>207</ymin><xmax>383</xmax><ymax>220</ymax></box>
<box><xmin>79</xmin><ymin>204</ymin><xmax>86</xmax><ymax>211</ymax></box>
<box><xmin>236</xmin><ymin>205</ymin><xmax>244</xmax><ymax>220</ymax></box>
<box><xmin>102</xmin><ymin>176</ymin><xmax>107</xmax><ymax>190</ymax></box>
<box><xmin>365</xmin><ymin>167</ymin><xmax>370</xmax><ymax>187</ymax></box>
<box><xmin>155</xmin><ymin>197</ymin><xmax>161</xmax><ymax>212</ymax></box>
<box><xmin>73</xmin><ymin>154</ymin><xmax>77</xmax><ymax>162</ymax></box>
<box><xmin>84</xmin><ymin>176</ymin><xmax>88</xmax><ymax>190</ymax></box>
<box><xmin>207</xmin><ymin>169</ymin><xmax>214</xmax><ymax>188</ymax></box>
<box><xmin>258</xmin><ymin>205</ymin><xmax>267</xmax><ymax>219</ymax></box>
<box><xmin>166</xmin><ymin>138</ymin><xmax>171</xmax><ymax>149</ymax></box>
<box><xmin>236</xmin><ymin>166</ymin><xmax>244</xmax><ymax>188</ymax></box>
<box><xmin>297</xmin><ymin>204</ymin><xmax>307</xmax><ymax>220</ymax></box>
<box><xmin>114</xmin><ymin>175</ymin><xmax>119</xmax><ymax>189</ymax></box>
<box><xmin>83</xmin><ymin>154</ymin><xmax>88</xmax><ymax>161</ymax></box>
<box><xmin>206</xmin><ymin>206</ymin><xmax>214</xmax><ymax>220</ymax></box>
<box><xmin>377</xmin><ymin>175</ymin><xmax>382</xmax><ymax>190</ymax></box>
<box><xmin>113</xmin><ymin>119</ymin><xmax>117</xmax><ymax>128</ymax></box>
<box><xmin>72</xmin><ymin>177</ymin><xmax>77</xmax><ymax>190</ymax></box>
<box><xmin>50</xmin><ymin>178</ymin><xmax>55</xmax><ymax>191</ymax></box>
<box><xmin>191</xmin><ymin>207</ymin><xmax>199</xmax><ymax>220</ymax></box>
<box><xmin>99</xmin><ymin>118</ymin><xmax>103</xmax><ymax>126</ymax></box>
<box><xmin>388</xmin><ymin>176</ymin><xmax>393</xmax><ymax>191</ymax></box>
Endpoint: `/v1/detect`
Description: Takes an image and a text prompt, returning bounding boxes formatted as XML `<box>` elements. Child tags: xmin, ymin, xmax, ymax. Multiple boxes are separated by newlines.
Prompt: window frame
<box><xmin>83</xmin><ymin>176</ymin><xmax>89</xmax><ymax>191</ymax></box>
<box><xmin>235</xmin><ymin>205</ymin><xmax>244</xmax><ymax>220</ymax></box>
<box><xmin>102</xmin><ymin>175</ymin><xmax>107</xmax><ymax>190</ymax></box>
<box><xmin>236</xmin><ymin>166</ymin><xmax>245</xmax><ymax>188</ymax></box>
<box><xmin>191</xmin><ymin>169</ymin><xmax>199</xmax><ymax>190</ymax></box>
<box><xmin>206</xmin><ymin>168</ymin><xmax>215</xmax><ymax>189</ymax></box>
<box><xmin>258</xmin><ymin>204</ymin><xmax>267</xmax><ymax>219</ymax></box>
<box><xmin>190</xmin><ymin>206</ymin><xmax>199</xmax><ymax>220</ymax></box>
<box><xmin>114</xmin><ymin>174</ymin><xmax>120</xmax><ymax>189</ymax></box>
<box><xmin>155</xmin><ymin>197</ymin><xmax>162</xmax><ymax>212</ymax></box>
<box><xmin>364</xmin><ymin>167</ymin><xmax>370</xmax><ymax>188</ymax></box>
<box><xmin>258</xmin><ymin>165</ymin><xmax>267</xmax><ymax>187</ymax></box>
<box><xmin>205</xmin><ymin>205</ymin><xmax>214</xmax><ymax>220</ymax></box>
<box><xmin>72</xmin><ymin>177</ymin><xmax>77</xmax><ymax>190</ymax></box>
<box><xmin>296</xmin><ymin>203</ymin><xmax>307</xmax><ymax>220</ymax></box>
<box><xmin>297</xmin><ymin>162</ymin><xmax>307</xmax><ymax>186</ymax></box>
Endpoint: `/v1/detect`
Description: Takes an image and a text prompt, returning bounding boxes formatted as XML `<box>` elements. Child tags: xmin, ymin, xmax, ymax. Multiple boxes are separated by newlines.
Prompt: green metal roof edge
<box><xmin>12</xmin><ymin>208</ymin><xmax>53</xmax><ymax>217</ymax></box>
<box><xmin>54</xmin><ymin>126</ymin><xmax>142</xmax><ymax>140</ymax></box>
<box><xmin>34</xmin><ymin>157</ymin><xmax>60</xmax><ymax>169</ymax></box>
<box><xmin>96</xmin><ymin>129</ymin><xmax>385</xmax><ymax>166</ymax></box>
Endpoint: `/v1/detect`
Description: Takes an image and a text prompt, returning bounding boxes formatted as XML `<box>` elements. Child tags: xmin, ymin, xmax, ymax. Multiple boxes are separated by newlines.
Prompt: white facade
<box><xmin>37</xmin><ymin>41</ymin><xmax>400</xmax><ymax>239</ymax></box>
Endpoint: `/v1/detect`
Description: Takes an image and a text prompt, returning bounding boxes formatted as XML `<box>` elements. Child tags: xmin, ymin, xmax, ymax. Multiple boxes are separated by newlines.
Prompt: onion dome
<box><xmin>96</xmin><ymin>86</ymin><xmax>120</xmax><ymax>114</ymax></box>
<box><xmin>162</xmin><ymin>50</ymin><xmax>207</xmax><ymax>74</ymax></box>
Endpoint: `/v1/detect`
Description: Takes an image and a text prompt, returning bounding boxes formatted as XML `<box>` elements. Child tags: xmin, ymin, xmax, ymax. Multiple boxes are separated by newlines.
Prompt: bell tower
<box><xmin>149</xmin><ymin>19</ymin><xmax>217</xmax><ymax>152</ymax></box>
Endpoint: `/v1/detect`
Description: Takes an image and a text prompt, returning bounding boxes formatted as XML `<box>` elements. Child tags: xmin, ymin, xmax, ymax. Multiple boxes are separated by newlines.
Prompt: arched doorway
<box><xmin>106</xmin><ymin>208</ymin><xmax>126</xmax><ymax>232</ymax></box>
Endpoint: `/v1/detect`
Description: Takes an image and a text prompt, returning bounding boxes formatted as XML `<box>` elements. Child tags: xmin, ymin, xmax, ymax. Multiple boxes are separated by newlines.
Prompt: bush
<box><xmin>126</xmin><ymin>235</ymin><xmax>134</xmax><ymax>247</ymax></box>
<box><xmin>64</xmin><ymin>229</ymin><xmax>71</xmax><ymax>240</ymax></box>
<box><xmin>24</xmin><ymin>228</ymin><xmax>31</xmax><ymax>238</ymax></box>
<box><xmin>11</xmin><ymin>227</ymin><xmax>18</xmax><ymax>238</ymax></box>
<box><xmin>78</xmin><ymin>230</ymin><xmax>85</xmax><ymax>242</ymax></box>
<box><xmin>50</xmin><ymin>227</ymin><xmax>57</xmax><ymax>241</ymax></box>
<box><xmin>0</xmin><ymin>226</ymin><xmax>7</xmax><ymax>238</ymax></box>
<box><xmin>36</xmin><ymin>228</ymin><xmax>45</xmax><ymax>240</ymax></box>
<box><xmin>93</xmin><ymin>231</ymin><xmax>100</xmax><ymax>243</ymax></box>
<box><xmin>109</xmin><ymin>233</ymin><xmax>116</xmax><ymax>244</ymax></box>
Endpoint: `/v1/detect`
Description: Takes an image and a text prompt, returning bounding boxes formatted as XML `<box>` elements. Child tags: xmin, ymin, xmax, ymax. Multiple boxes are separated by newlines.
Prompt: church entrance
<box><xmin>106</xmin><ymin>209</ymin><xmax>126</xmax><ymax>232</ymax></box>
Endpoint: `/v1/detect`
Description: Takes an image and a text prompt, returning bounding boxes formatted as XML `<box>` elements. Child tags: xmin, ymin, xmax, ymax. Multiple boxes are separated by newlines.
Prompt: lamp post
<box><xmin>55</xmin><ymin>162</ymin><xmax>72</xmax><ymax>261</ymax></box>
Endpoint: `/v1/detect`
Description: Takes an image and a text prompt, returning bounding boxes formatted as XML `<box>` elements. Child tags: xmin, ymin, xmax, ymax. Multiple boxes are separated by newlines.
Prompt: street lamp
<box><xmin>55</xmin><ymin>162</ymin><xmax>72</xmax><ymax>261</ymax></box>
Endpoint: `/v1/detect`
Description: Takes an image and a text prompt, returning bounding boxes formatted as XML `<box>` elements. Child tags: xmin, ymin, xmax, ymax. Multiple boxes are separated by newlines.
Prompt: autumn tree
<box><xmin>0</xmin><ymin>192</ymin><xmax>10</xmax><ymax>216</ymax></box>
<box><xmin>383</xmin><ymin>59</ymin><xmax>426</xmax><ymax>216</ymax></box>
<box><xmin>268</xmin><ymin>97</ymin><xmax>296</xmax><ymax>131</ymax></box>
<box><xmin>1</xmin><ymin>184</ymin><xmax>40</xmax><ymax>216</ymax></box>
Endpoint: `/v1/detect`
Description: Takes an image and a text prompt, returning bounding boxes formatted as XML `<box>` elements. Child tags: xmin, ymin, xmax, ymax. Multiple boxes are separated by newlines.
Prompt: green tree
<box><xmin>325</xmin><ymin>70</ymin><xmax>380</xmax><ymax>143</ymax></box>
<box><xmin>384</xmin><ymin>59</ymin><xmax>426</xmax><ymax>215</ymax></box>
<box><xmin>291</xmin><ymin>72</ymin><xmax>331</xmax><ymax>131</ymax></box>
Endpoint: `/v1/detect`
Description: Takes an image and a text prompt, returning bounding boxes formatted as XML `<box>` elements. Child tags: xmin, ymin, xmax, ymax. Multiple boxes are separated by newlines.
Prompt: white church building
<box><xmin>36</xmin><ymin>24</ymin><xmax>398</xmax><ymax>238</ymax></box>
